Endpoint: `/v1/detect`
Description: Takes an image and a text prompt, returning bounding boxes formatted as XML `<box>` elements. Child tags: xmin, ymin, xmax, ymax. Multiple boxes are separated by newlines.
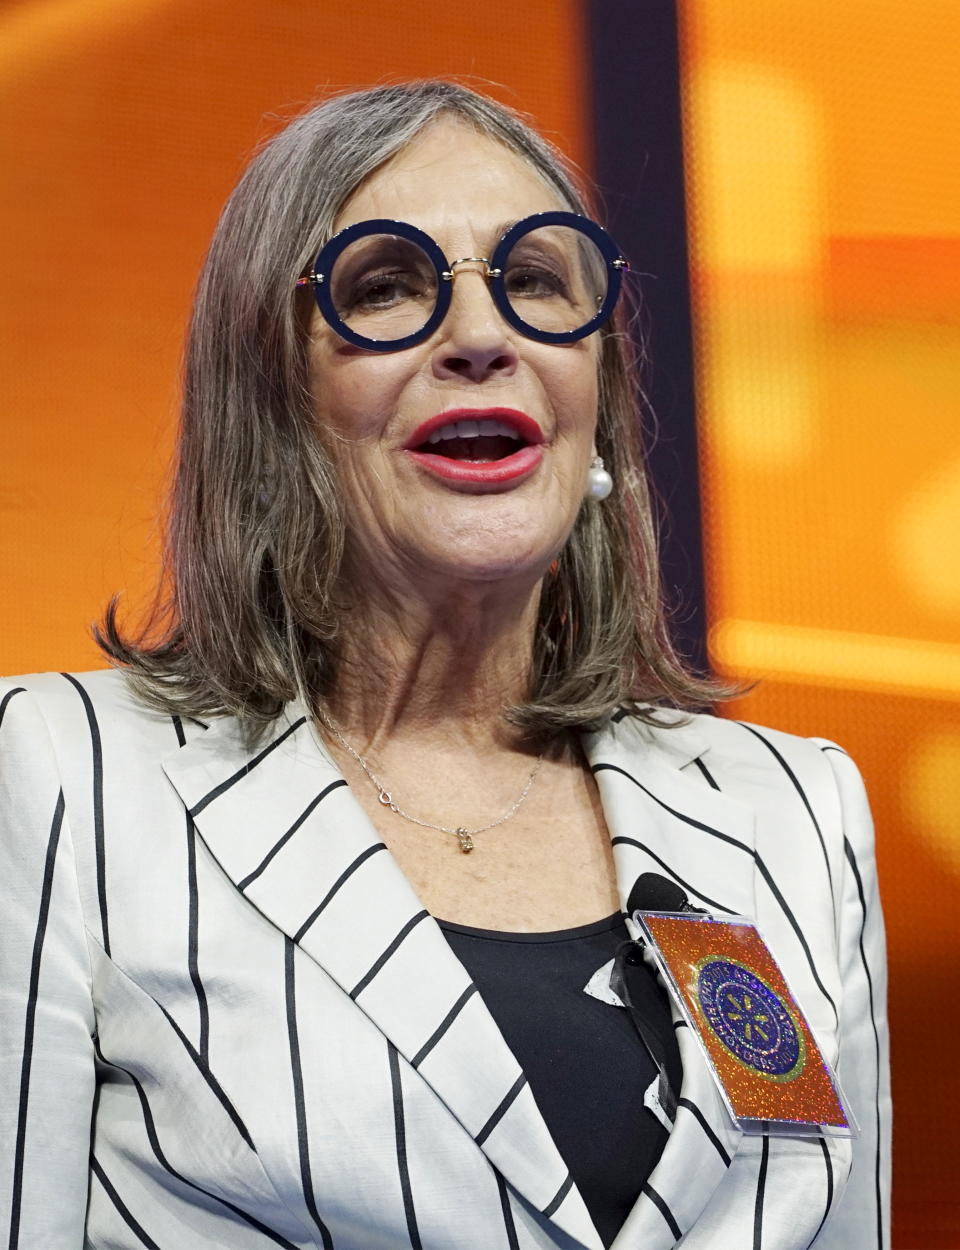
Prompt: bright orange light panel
<box><xmin>0</xmin><ymin>0</ymin><xmax>587</xmax><ymax>673</ymax></box>
<box><xmin>679</xmin><ymin>3</ymin><xmax>960</xmax><ymax>1246</ymax></box>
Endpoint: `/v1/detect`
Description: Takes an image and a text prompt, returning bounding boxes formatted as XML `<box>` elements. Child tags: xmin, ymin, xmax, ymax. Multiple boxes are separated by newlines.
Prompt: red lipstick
<box><xmin>403</xmin><ymin>408</ymin><xmax>545</xmax><ymax>489</ymax></box>
<box><xmin>404</xmin><ymin>408</ymin><xmax>544</xmax><ymax>450</ymax></box>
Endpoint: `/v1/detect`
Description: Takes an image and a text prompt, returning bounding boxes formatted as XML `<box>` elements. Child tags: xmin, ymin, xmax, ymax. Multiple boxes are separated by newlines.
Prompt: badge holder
<box><xmin>634</xmin><ymin>910</ymin><xmax>857</xmax><ymax>1139</ymax></box>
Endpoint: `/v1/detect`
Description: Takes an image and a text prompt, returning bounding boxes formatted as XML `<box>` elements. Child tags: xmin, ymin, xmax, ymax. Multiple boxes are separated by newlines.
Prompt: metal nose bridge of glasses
<box><xmin>295</xmin><ymin>210</ymin><xmax>629</xmax><ymax>353</ymax></box>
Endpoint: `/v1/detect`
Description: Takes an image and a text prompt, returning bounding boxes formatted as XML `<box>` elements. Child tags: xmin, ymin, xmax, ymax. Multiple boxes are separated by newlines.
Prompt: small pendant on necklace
<box><xmin>455</xmin><ymin>827</ymin><xmax>475</xmax><ymax>854</ymax></box>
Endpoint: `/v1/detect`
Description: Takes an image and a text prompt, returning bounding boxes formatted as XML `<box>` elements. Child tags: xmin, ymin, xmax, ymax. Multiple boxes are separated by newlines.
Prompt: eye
<box><xmin>348</xmin><ymin>268</ymin><xmax>429</xmax><ymax>311</ymax></box>
<box><xmin>330</xmin><ymin>234</ymin><xmax>439</xmax><ymax>321</ymax></box>
<box><xmin>503</xmin><ymin>263</ymin><xmax>568</xmax><ymax>300</ymax></box>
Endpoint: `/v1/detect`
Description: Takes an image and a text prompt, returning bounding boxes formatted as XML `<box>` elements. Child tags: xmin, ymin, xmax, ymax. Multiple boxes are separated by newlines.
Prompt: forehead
<box><xmin>333</xmin><ymin>117</ymin><xmax>567</xmax><ymax>245</ymax></box>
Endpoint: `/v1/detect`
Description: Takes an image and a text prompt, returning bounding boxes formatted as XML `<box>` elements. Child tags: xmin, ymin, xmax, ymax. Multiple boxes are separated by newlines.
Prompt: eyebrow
<box><xmin>486</xmin><ymin>213</ymin><xmax>570</xmax><ymax>243</ymax></box>
<box><xmin>491</xmin><ymin>218</ymin><xmax>521</xmax><ymax>241</ymax></box>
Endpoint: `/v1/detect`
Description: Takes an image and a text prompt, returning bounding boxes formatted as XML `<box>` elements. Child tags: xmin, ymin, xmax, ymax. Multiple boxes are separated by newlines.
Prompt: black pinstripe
<box><xmin>155</xmin><ymin>1001</ymin><xmax>254</xmax><ymax>1151</ymax></box>
<box><xmin>542</xmin><ymin>1173</ymin><xmax>574</xmax><ymax>1219</ymax></box>
<box><xmin>184</xmin><ymin>814</ymin><xmax>209</xmax><ymax>1064</ymax></box>
<box><xmin>752</xmin><ymin>858</ymin><xmax>839</xmax><ymax>1030</ymax></box>
<box><xmin>692</xmin><ymin>755</ymin><xmax>721</xmax><ymax>790</ymax></box>
<box><xmin>237</xmin><ymin>780</ymin><xmax>349</xmax><ymax>893</ymax></box>
<box><xmin>388</xmin><ymin>1042</ymin><xmax>422</xmax><ymax>1250</ymax></box>
<box><xmin>475</xmin><ymin>1074</ymin><xmax>528</xmax><ymax>1148</ymax></box>
<box><xmin>804</xmin><ymin>1137</ymin><xmax>834</xmax><ymax>1250</ymax></box>
<box><xmin>844</xmin><ymin>836</ymin><xmax>884</xmax><ymax>1250</ymax></box>
<box><xmin>738</xmin><ymin>723</ymin><xmax>834</xmax><ymax>892</ymax></box>
<box><xmin>293</xmin><ymin>841</ymin><xmax>387</xmax><ymax>943</ymax></box>
<box><xmin>93</xmin><ymin>1038</ymin><xmax>300</xmax><ymax>1249</ymax></box>
<box><xmin>61</xmin><ymin>674</ymin><xmax>109</xmax><ymax>955</ymax></box>
<box><xmin>493</xmin><ymin>1170</ymin><xmax>520</xmax><ymax>1250</ymax></box>
<box><xmin>610</xmin><ymin>835</ymin><xmax>736</xmax><ymax>914</ymax></box>
<box><xmin>642</xmin><ymin>1181</ymin><xmax>681</xmax><ymax>1239</ymax></box>
<box><xmin>188</xmin><ymin>717</ymin><xmax>308</xmax><ymax>817</ymax></box>
<box><xmin>284</xmin><ymin>939</ymin><xmax>334</xmax><ymax>1249</ymax></box>
<box><xmin>593</xmin><ymin>762</ymin><xmax>754</xmax><ymax>855</ymax></box>
<box><xmin>90</xmin><ymin>1156</ymin><xmax>162</xmax><ymax>1250</ymax></box>
<box><xmin>691</xmin><ymin>756</ymin><xmax>720</xmax><ymax>789</ymax></box>
<box><xmin>678</xmin><ymin>1096</ymin><xmax>731</xmax><ymax>1166</ymax></box>
<box><xmin>411</xmin><ymin>983</ymin><xmax>478</xmax><ymax>1069</ymax></box>
<box><xmin>176</xmin><ymin>708</ymin><xmax>210</xmax><ymax>1065</ymax></box>
<box><xmin>7</xmin><ymin>789</ymin><xmax>64</xmax><ymax>1250</ymax></box>
<box><xmin>350</xmin><ymin>911</ymin><xmax>430</xmax><ymax>1000</ymax></box>
<box><xmin>0</xmin><ymin>686</ymin><xmax>25</xmax><ymax>730</ymax></box>
<box><xmin>753</xmin><ymin>1133</ymin><xmax>770</xmax><ymax>1250</ymax></box>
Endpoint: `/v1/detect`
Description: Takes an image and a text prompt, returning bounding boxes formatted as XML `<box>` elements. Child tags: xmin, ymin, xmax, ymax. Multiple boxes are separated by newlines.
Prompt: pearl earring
<box><xmin>585</xmin><ymin>455</ymin><xmax>613</xmax><ymax>501</ymax></box>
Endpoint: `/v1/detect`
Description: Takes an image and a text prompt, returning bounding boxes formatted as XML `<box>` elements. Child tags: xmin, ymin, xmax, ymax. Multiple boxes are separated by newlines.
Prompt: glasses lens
<box><xmin>501</xmin><ymin>223</ymin><xmax>609</xmax><ymax>337</ymax></box>
<box><xmin>327</xmin><ymin>233</ymin><xmax>439</xmax><ymax>343</ymax></box>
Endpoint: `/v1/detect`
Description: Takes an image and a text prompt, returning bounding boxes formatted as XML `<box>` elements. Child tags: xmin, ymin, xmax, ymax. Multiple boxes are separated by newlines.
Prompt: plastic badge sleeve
<box><xmin>634</xmin><ymin>911</ymin><xmax>857</xmax><ymax>1139</ymax></box>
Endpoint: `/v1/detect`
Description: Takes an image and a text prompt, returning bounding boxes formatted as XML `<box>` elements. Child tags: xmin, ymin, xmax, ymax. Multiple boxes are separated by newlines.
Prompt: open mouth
<box><xmin>415</xmin><ymin>418</ymin><xmax>529</xmax><ymax>462</ymax></box>
<box><xmin>404</xmin><ymin>409</ymin><xmax>545</xmax><ymax>487</ymax></box>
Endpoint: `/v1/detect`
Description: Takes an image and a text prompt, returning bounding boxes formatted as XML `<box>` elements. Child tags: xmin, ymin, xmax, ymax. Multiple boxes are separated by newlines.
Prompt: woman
<box><xmin>1</xmin><ymin>81</ymin><xmax>889</xmax><ymax>1249</ymax></box>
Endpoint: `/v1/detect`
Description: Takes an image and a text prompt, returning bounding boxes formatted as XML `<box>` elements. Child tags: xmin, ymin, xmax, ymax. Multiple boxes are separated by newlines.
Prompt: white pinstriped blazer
<box><xmin>0</xmin><ymin>669</ymin><xmax>890</xmax><ymax>1250</ymax></box>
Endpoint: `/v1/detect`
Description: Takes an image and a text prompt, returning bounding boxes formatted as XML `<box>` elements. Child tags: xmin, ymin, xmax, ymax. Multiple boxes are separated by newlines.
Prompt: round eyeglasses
<box><xmin>295</xmin><ymin>211</ymin><xmax>630</xmax><ymax>352</ymax></box>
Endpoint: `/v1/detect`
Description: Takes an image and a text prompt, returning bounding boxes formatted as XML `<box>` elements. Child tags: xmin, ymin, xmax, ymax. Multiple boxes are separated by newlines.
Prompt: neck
<box><xmin>326</xmin><ymin>575</ymin><xmax>543</xmax><ymax>754</ymax></box>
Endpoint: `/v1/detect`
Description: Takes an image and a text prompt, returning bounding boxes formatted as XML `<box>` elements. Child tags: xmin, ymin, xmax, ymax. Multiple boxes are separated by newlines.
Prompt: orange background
<box><xmin>0</xmin><ymin>0</ymin><xmax>589</xmax><ymax>670</ymax></box>
<box><xmin>1</xmin><ymin>3</ymin><xmax>957</xmax><ymax>1246</ymax></box>
<box><xmin>680</xmin><ymin>4</ymin><xmax>960</xmax><ymax>1245</ymax></box>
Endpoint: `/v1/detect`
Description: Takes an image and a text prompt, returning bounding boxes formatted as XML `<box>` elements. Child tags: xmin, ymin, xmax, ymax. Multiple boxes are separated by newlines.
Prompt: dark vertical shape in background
<box><xmin>586</xmin><ymin>0</ymin><xmax>709</xmax><ymax>675</ymax></box>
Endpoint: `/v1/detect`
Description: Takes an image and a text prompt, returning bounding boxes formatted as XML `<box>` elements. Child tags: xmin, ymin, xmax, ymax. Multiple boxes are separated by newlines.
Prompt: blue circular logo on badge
<box><xmin>696</xmin><ymin>957</ymin><xmax>805</xmax><ymax>1081</ymax></box>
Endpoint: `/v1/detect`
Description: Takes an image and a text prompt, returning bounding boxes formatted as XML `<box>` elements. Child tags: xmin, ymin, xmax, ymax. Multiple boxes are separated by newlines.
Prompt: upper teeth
<box><xmin>426</xmin><ymin>419</ymin><xmax>523</xmax><ymax>444</ymax></box>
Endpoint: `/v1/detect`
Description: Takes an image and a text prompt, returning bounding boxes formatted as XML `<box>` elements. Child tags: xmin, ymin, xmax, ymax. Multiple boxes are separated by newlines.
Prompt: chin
<box><xmin>426</xmin><ymin>539</ymin><xmax>557</xmax><ymax>588</ymax></box>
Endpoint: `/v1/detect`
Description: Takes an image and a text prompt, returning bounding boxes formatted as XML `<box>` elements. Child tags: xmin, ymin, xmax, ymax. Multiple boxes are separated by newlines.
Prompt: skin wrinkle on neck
<box><xmin>329</xmin><ymin>552</ymin><xmax>545</xmax><ymax>754</ymax></box>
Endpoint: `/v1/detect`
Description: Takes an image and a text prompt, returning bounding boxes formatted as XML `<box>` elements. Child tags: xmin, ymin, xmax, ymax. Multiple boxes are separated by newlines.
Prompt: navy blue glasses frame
<box><xmin>295</xmin><ymin>210</ymin><xmax>629</xmax><ymax>352</ymax></box>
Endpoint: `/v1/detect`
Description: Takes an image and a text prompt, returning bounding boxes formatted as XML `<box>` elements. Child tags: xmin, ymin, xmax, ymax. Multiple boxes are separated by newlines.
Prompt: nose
<box><xmin>431</xmin><ymin>261</ymin><xmax>518</xmax><ymax>383</ymax></box>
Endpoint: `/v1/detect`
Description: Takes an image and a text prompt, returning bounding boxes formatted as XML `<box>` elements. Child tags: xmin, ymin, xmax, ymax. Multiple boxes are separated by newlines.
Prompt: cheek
<box><xmin>548</xmin><ymin>345</ymin><xmax>601</xmax><ymax>435</ymax></box>
<box><xmin>307</xmin><ymin>310</ymin><xmax>382</xmax><ymax>440</ymax></box>
<box><xmin>309</xmin><ymin>350</ymin><xmax>403</xmax><ymax>445</ymax></box>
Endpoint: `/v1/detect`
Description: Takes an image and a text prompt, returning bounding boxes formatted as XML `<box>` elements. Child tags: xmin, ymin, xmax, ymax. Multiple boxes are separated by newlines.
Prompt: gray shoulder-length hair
<box><xmin>98</xmin><ymin>79</ymin><xmax>726</xmax><ymax>735</ymax></box>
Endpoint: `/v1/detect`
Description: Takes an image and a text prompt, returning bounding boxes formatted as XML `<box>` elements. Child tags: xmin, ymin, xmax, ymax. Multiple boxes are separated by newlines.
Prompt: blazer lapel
<box><xmin>162</xmin><ymin>707</ymin><xmax>602</xmax><ymax>1250</ymax></box>
<box><xmin>584</xmin><ymin>712</ymin><xmax>758</xmax><ymax>921</ymax></box>
<box><xmin>583</xmin><ymin>714</ymin><xmax>754</xmax><ymax>1247</ymax></box>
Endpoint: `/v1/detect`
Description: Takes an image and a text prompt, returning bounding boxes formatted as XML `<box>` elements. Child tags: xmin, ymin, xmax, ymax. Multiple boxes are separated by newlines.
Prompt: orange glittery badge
<box><xmin>638</xmin><ymin>912</ymin><xmax>851</xmax><ymax>1134</ymax></box>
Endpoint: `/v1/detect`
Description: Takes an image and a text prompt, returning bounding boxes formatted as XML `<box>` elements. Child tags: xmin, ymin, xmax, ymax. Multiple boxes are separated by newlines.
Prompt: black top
<box><xmin>439</xmin><ymin>913</ymin><xmax>681</xmax><ymax>1248</ymax></box>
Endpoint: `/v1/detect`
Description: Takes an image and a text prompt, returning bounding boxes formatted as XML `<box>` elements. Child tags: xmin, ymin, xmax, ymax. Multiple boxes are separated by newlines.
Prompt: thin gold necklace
<box><xmin>321</xmin><ymin>717</ymin><xmax>544</xmax><ymax>853</ymax></box>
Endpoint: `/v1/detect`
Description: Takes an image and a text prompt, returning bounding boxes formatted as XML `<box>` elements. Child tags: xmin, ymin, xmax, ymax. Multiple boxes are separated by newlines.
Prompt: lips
<box><xmin>404</xmin><ymin>408</ymin><xmax>545</xmax><ymax>487</ymax></box>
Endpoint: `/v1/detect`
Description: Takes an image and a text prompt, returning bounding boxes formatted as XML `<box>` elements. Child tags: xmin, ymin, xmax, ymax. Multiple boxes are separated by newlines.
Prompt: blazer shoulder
<box><xmin>5</xmin><ymin>667</ymin><xmax>129</xmax><ymax>719</ymax></box>
<box><xmin>679</xmin><ymin>712</ymin><xmax>866</xmax><ymax>844</ymax></box>
<box><xmin>613</xmin><ymin>707</ymin><xmax>859</xmax><ymax>818</ymax></box>
<box><xmin>654</xmin><ymin>709</ymin><xmax>846</xmax><ymax>773</ymax></box>
<box><xmin>609</xmin><ymin>705</ymin><xmax>843</xmax><ymax>770</ymax></box>
<box><xmin>0</xmin><ymin>668</ymin><xmax>188</xmax><ymax>759</ymax></box>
